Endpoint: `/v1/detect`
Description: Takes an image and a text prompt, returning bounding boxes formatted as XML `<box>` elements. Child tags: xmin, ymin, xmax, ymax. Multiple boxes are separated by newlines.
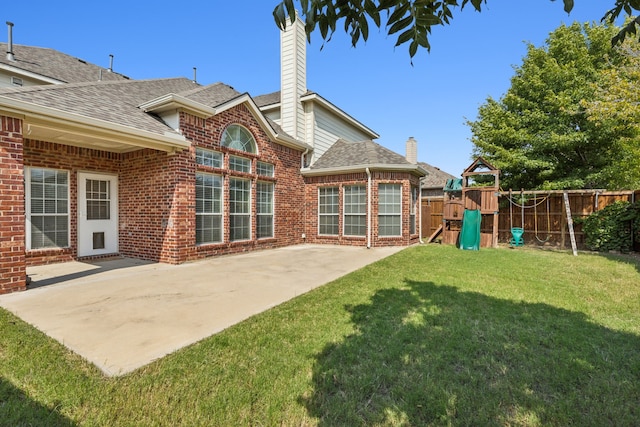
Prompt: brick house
<box><xmin>0</xmin><ymin>19</ymin><xmax>425</xmax><ymax>294</ymax></box>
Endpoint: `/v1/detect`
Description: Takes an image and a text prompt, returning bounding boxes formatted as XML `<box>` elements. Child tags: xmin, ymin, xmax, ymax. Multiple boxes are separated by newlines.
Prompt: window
<box><xmin>229</xmin><ymin>178</ymin><xmax>251</xmax><ymax>241</ymax></box>
<box><xmin>27</xmin><ymin>168</ymin><xmax>69</xmax><ymax>249</ymax></box>
<box><xmin>410</xmin><ymin>186</ymin><xmax>418</xmax><ymax>235</ymax></box>
<box><xmin>256</xmin><ymin>182</ymin><xmax>274</xmax><ymax>238</ymax></box>
<box><xmin>378</xmin><ymin>184</ymin><xmax>402</xmax><ymax>236</ymax></box>
<box><xmin>196</xmin><ymin>173</ymin><xmax>223</xmax><ymax>244</ymax></box>
<box><xmin>86</xmin><ymin>179</ymin><xmax>110</xmax><ymax>220</ymax></box>
<box><xmin>343</xmin><ymin>185</ymin><xmax>366</xmax><ymax>236</ymax></box>
<box><xmin>318</xmin><ymin>187</ymin><xmax>339</xmax><ymax>235</ymax></box>
<box><xmin>257</xmin><ymin>161</ymin><xmax>274</xmax><ymax>177</ymax></box>
<box><xmin>229</xmin><ymin>155</ymin><xmax>251</xmax><ymax>173</ymax></box>
<box><xmin>221</xmin><ymin>124</ymin><xmax>256</xmax><ymax>153</ymax></box>
<box><xmin>196</xmin><ymin>147</ymin><xmax>222</xmax><ymax>168</ymax></box>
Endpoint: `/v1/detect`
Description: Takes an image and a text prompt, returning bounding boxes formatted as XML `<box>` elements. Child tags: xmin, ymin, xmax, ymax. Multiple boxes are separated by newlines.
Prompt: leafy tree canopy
<box><xmin>468</xmin><ymin>22</ymin><xmax>640</xmax><ymax>190</ymax></box>
<box><xmin>273</xmin><ymin>0</ymin><xmax>640</xmax><ymax>58</ymax></box>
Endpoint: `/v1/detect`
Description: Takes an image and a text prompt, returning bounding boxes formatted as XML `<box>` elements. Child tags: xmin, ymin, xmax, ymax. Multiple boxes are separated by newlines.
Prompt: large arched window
<box><xmin>221</xmin><ymin>124</ymin><xmax>257</xmax><ymax>153</ymax></box>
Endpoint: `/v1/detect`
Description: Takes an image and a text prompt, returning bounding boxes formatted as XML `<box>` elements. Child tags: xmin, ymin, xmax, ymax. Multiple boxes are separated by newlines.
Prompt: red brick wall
<box><xmin>304</xmin><ymin>171</ymin><xmax>422</xmax><ymax>247</ymax></box>
<box><xmin>23</xmin><ymin>140</ymin><xmax>120</xmax><ymax>265</ymax></box>
<box><xmin>180</xmin><ymin>105</ymin><xmax>306</xmax><ymax>259</ymax></box>
<box><xmin>0</xmin><ymin>116</ymin><xmax>26</xmax><ymax>293</ymax></box>
<box><xmin>118</xmin><ymin>148</ymin><xmax>195</xmax><ymax>264</ymax></box>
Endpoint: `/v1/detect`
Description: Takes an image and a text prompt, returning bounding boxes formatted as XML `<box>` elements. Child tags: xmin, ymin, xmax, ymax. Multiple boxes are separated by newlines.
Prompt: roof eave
<box><xmin>0</xmin><ymin>63</ymin><xmax>65</xmax><ymax>84</ymax></box>
<box><xmin>138</xmin><ymin>93</ymin><xmax>216</xmax><ymax>119</ymax></box>
<box><xmin>0</xmin><ymin>96</ymin><xmax>189</xmax><ymax>153</ymax></box>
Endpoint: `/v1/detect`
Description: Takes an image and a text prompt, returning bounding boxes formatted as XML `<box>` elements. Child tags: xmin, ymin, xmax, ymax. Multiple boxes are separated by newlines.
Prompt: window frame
<box><xmin>229</xmin><ymin>177</ymin><xmax>251</xmax><ymax>241</ymax></box>
<box><xmin>378</xmin><ymin>183</ymin><xmax>402</xmax><ymax>237</ymax></box>
<box><xmin>257</xmin><ymin>161</ymin><xmax>275</xmax><ymax>178</ymax></box>
<box><xmin>256</xmin><ymin>181</ymin><xmax>274</xmax><ymax>239</ymax></box>
<box><xmin>196</xmin><ymin>147</ymin><xmax>223</xmax><ymax>168</ymax></box>
<box><xmin>195</xmin><ymin>172</ymin><xmax>223</xmax><ymax>245</ymax></box>
<box><xmin>343</xmin><ymin>185</ymin><xmax>367</xmax><ymax>237</ymax></box>
<box><xmin>221</xmin><ymin>124</ymin><xmax>257</xmax><ymax>153</ymax></box>
<box><xmin>318</xmin><ymin>187</ymin><xmax>339</xmax><ymax>236</ymax></box>
<box><xmin>25</xmin><ymin>167</ymin><xmax>70</xmax><ymax>250</ymax></box>
<box><xmin>229</xmin><ymin>155</ymin><xmax>252</xmax><ymax>173</ymax></box>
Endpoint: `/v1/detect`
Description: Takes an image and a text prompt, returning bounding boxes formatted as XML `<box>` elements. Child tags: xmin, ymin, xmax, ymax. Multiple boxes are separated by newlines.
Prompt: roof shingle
<box><xmin>311</xmin><ymin>139</ymin><xmax>414</xmax><ymax>169</ymax></box>
<box><xmin>0</xmin><ymin>43</ymin><xmax>129</xmax><ymax>83</ymax></box>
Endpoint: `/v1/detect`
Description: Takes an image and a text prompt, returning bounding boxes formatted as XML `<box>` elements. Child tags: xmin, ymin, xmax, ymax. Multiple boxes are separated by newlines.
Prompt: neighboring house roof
<box><xmin>0</xmin><ymin>43</ymin><xmax>129</xmax><ymax>83</ymax></box>
<box><xmin>303</xmin><ymin>139</ymin><xmax>427</xmax><ymax>177</ymax></box>
<box><xmin>418</xmin><ymin>161</ymin><xmax>457</xmax><ymax>190</ymax></box>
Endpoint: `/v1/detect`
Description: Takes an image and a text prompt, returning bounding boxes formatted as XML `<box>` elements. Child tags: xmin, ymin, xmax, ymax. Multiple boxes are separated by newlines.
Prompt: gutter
<box><xmin>0</xmin><ymin>96</ymin><xmax>190</xmax><ymax>152</ymax></box>
<box><xmin>302</xmin><ymin>163</ymin><xmax>428</xmax><ymax>178</ymax></box>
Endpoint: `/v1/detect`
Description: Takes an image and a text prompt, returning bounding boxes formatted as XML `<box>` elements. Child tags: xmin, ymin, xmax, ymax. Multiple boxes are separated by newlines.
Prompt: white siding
<box><xmin>310</xmin><ymin>104</ymin><xmax>375</xmax><ymax>163</ymax></box>
<box><xmin>0</xmin><ymin>70</ymin><xmax>49</xmax><ymax>88</ymax></box>
<box><xmin>280</xmin><ymin>14</ymin><xmax>306</xmax><ymax>141</ymax></box>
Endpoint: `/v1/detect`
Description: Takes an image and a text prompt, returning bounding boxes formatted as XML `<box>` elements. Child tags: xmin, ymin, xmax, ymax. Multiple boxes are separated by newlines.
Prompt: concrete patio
<box><xmin>0</xmin><ymin>244</ymin><xmax>404</xmax><ymax>376</ymax></box>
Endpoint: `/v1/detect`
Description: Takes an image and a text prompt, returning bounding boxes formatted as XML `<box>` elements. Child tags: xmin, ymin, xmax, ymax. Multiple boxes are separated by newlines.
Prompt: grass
<box><xmin>1</xmin><ymin>245</ymin><xmax>640</xmax><ymax>426</ymax></box>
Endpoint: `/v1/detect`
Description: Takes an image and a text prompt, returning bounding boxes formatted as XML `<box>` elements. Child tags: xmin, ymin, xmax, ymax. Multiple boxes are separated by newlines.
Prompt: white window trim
<box><xmin>256</xmin><ymin>181</ymin><xmax>274</xmax><ymax>239</ymax></box>
<box><xmin>195</xmin><ymin>172</ymin><xmax>224</xmax><ymax>245</ymax></box>
<box><xmin>378</xmin><ymin>183</ymin><xmax>403</xmax><ymax>237</ymax></box>
<box><xmin>196</xmin><ymin>147</ymin><xmax>223</xmax><ymax>168</ymax></box>
<box><xmin>25</xmin><ymin>167</ymin><xmax>71</xmax><ymax>250</ymax></box>
<box><xmin>318</xmin><ymin>187</ymin><xmax>339</xmax><ymax>236</ymax></box>
<box><xmin>343</xmin><ymin>185</ymin><xmax>367</xmax><ymax>237</ymax></box>
<box><xmin>229</xmin><ymin>177</ymin><xmax>251</xmax><ymax>242</ymax></box>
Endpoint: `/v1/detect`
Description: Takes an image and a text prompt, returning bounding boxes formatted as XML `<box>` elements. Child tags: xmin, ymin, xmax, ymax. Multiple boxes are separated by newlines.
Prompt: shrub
<box><xmin>581</xmin><ymin>201</ymin><xmax>640</xmax><ymax>253</ymax></box>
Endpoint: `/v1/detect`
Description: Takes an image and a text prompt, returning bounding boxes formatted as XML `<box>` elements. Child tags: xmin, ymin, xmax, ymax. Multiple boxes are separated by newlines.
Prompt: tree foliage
<box><xmin>273</xmin><ymin>0</ymin><xmax>640</xmax><ymax>58</ymax></box>
<box><xmin>467</xmin><ymin>22</ymin><xmax>640</xmax><ymax>190</ymax></box>
<box><xmin>581</xmin><ymin>40</ymin><xmax>640</xmax><ymax>188</ymax></box>
<box><xmin>579</xmin><ymin>201</ymin><xmax>640</xmax><ymax>253</ymax></box>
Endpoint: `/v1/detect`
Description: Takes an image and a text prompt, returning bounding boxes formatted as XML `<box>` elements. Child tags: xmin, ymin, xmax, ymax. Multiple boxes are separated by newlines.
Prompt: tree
<box><xmin>273</xmin><ymin>0</ymin><xmax>640</xmax><ymax>59</ymax></box>
<box><xmin>581</xmin><ymin>40</ymin><xmax>640</xmax><ymax>188</ymax></box>
<box><xmin>467</xmin><ymin>22</ymin><xmax>637</xmax><ymax>190</ymax></box>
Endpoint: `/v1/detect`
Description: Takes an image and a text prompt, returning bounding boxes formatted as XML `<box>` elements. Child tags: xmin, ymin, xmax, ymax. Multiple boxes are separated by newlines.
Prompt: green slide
<box><xmin>459</xmin><ymin>209</ymin><xmax>481</xmax><ymax>251</ymax></box>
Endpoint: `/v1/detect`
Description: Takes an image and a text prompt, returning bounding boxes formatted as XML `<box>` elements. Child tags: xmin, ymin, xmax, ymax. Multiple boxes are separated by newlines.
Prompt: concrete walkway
<box><xmin>0</xmin><ymin>244</ymin><xmax>404</xmax><ymax>376</ymax></box>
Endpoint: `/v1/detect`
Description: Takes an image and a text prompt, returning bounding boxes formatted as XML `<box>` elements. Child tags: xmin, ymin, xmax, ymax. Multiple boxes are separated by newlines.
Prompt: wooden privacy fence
<box><xmin>421</xmin><ymin>190</ymin><xmax>640</xmax><ymax>250</ymax></box>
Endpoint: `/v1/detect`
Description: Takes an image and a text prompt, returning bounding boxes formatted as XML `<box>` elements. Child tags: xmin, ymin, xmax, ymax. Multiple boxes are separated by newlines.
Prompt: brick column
<box><xmin>0</xmin><ymin>116</ymin><xmax>26</xmax><ymax>294</ymax></box>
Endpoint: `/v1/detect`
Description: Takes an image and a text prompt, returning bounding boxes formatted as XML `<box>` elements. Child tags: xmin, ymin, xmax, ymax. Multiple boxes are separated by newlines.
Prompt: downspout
<box><xmin>300</xmin><ymin>148</ymin><xmax>309</xmax><ymax>169</ymax></box>
<box><xmin>418</xmin><ymin>187</ymin><xmax>424</xmax><ymax>244</ymax></box>
<box><xmin>366</xmin><ymin>167</ymin><xmax>372</xmax><ymax>249</ymax></box>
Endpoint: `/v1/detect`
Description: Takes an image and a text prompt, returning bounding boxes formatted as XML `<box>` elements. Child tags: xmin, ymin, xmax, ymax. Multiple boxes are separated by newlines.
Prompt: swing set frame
<box><xmin>505</xmin><ymin>189</ymin><xmax>553</xmax><ymax>247</ymax></box>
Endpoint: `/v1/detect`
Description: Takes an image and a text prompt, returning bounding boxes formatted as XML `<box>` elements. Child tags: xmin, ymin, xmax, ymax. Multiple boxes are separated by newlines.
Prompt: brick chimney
<box><xmin>406</xmin><ymin>136</ymin><xmax>418</xmax><ymax>164</ymax></box>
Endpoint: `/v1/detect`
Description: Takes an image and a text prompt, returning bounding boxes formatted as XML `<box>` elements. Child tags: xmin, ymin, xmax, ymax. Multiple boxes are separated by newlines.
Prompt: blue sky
<box><xmin>4</xmin><ymin>1</ymin><xmax>624</xmax><ymax>176</ymax></box>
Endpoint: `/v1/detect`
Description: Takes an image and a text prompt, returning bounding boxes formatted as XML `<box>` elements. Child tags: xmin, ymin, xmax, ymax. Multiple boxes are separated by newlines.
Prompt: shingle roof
<box><xmin>253</xmin><ymin>91</ymin><xmax>280</xmax><ymax>107</ymax></box>
<box><xmin>0</xmin><ymin>43</ymin><xmax>129</xmax><ymax>83</ymax></box>
<box><xmin>178</xmin><ymin>82</ymin><xmax>241</xmax><ymax>106</ymax></box>
<box><xmin>311</xmin><ymin>139</ymin><xmax>414</xmax><ymax>169</ymax></box>
<box><xmin>418</xmin><ymin>161</ymin><xmax>457</xmax><ymax>189</ymax></box>
<box><xmin>0</xmin><ymin>78</ymin><xmax>202</xmax><ymax>135</ymax></box>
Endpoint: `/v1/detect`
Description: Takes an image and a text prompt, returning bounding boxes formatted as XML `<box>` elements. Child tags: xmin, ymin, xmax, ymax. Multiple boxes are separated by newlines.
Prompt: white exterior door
<box><xmin>77</xmin><ymin>172</ymin><xmax>118</xmax><ymax>257</ymax></box>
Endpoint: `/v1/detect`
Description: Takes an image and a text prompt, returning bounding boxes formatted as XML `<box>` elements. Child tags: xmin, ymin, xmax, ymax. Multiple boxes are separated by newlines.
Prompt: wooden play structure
<box><xmin>432</xmin><ymin>157</ymin><xmax>500</xmax><ymax>249</ymax></box>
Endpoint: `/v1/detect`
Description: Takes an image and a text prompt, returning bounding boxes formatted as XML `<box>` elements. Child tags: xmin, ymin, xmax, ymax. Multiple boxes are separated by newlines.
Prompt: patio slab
<box><xmin>0</xmin><ymin>244</ymin><xmax>404</xmax><ymax>376</ymax></box>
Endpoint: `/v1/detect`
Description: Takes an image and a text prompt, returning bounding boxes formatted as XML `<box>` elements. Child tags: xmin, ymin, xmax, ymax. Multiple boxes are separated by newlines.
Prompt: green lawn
<box><xmin>1</xmin><ymin>245</ymin><xmax>640</xmax><ymax>426</ymax></box>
